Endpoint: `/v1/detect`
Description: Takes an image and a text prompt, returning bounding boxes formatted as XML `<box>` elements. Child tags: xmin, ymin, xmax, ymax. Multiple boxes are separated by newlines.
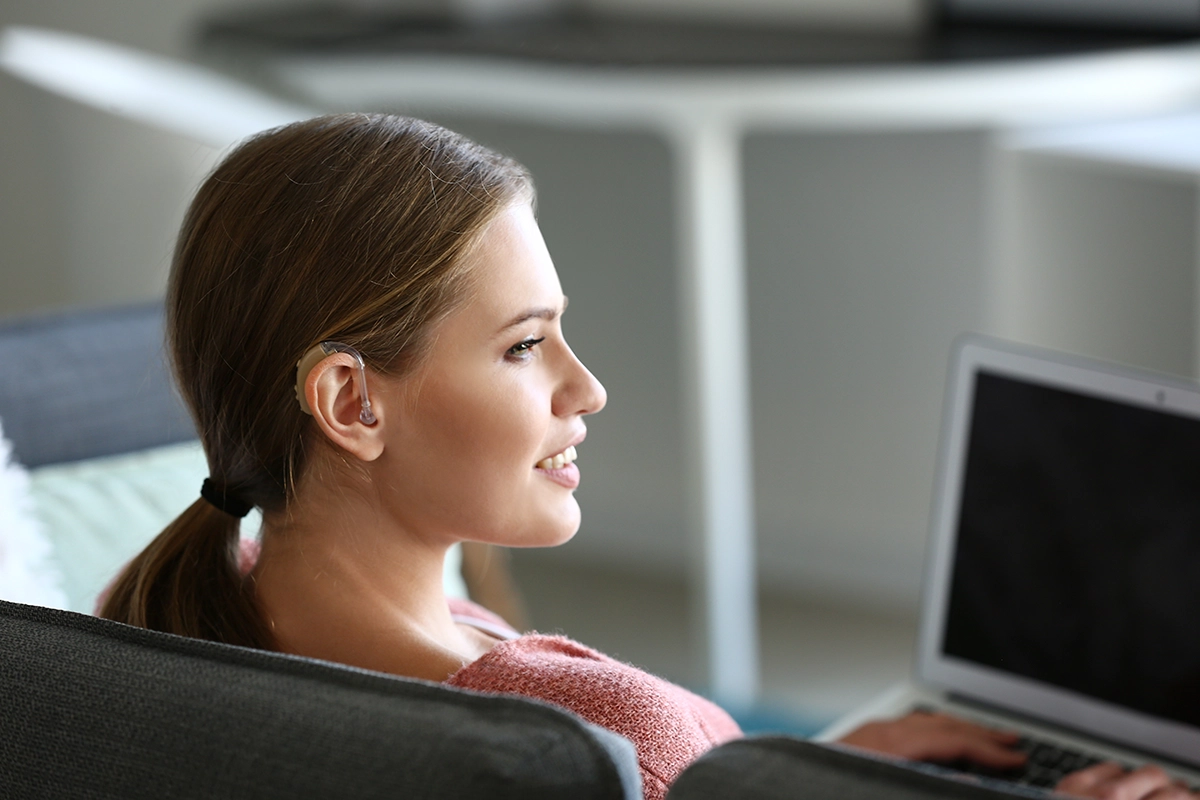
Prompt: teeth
<box><xmin>537</xmin><ymin>445</ymin><xmax>578</xmax><ymax>471</ymax></box>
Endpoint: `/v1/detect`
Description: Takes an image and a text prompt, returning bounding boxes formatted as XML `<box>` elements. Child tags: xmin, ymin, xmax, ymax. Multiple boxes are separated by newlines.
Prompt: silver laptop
<box><xmin>819</xmin><ymin>335</ymin><xmax>1200</xmax><ymax>788</ymax></box>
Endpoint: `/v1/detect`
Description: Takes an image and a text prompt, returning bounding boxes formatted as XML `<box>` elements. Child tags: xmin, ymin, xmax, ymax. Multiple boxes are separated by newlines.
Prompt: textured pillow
<box><xmin>28</xmin><ymin>439</ymin><xmax>217</xmax><ymax>613</ymax></box>
<box><xmin>0</xmin><ymin>418</ymin><xmax>68</xmax><ymax>608</ymax></box>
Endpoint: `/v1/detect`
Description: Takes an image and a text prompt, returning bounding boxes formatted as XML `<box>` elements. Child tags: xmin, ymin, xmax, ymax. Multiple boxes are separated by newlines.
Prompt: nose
<box><xmin>554</xmin><ymin>344</ymin><xmax>606</xmax><ymax>418</ymax></box>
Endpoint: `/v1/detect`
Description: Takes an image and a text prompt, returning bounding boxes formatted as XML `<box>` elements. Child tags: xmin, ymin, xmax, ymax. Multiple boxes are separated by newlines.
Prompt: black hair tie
<box><xmin>200</xmin><ymin>478</ymin><xmax>253</xmax><ymax>519</ymax></box>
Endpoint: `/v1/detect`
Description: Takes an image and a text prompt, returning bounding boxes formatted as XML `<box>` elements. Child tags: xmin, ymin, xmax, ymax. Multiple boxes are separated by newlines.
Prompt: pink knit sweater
<box><xmin>446</xmin><ymin>599</ymin><xmax>742</xmax><ymax>800</ymax></box>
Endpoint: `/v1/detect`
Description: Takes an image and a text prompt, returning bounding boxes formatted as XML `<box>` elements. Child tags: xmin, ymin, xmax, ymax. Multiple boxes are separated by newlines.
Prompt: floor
<box><xmin>509</xmin><ymin>549</ymin><xmax>918</xmax><ymax>737</ymax></box>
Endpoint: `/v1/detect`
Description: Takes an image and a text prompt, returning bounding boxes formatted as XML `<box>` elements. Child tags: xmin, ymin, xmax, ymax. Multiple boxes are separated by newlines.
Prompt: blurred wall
<box><xmin>0</xmin><ymin>0</ymin><xmax>233</xmax><ymax>316</ymax></box>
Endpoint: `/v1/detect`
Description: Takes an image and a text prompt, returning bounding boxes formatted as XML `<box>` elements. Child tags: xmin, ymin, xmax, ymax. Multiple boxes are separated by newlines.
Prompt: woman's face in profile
<box><xmin>373</xmin><ymin>202</ymin><xmax>607</xmax><ymax>548</ymax></box>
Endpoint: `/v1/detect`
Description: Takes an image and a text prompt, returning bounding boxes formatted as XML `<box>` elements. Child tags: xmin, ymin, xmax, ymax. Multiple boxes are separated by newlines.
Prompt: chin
<box><xmin>510</xmin><ymin>528</ymin><xmax>577</xmax><ymax>549</ymax></box>
<box><xmin>528</xmin><ymin>505</ymin><xmax>582</xmax><ymax>548</ymax></box>
<box><xmin>547</xmin><ymin>524</ymin><xmax>580</xmax><ymax>547</ymax></box>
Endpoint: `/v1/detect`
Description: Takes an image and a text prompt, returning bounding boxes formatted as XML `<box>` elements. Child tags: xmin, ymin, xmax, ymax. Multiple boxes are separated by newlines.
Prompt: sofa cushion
<box><xmin>0</xmin><ymin>600</ymin><xmax>641</xmax><ymax>799</ymax></box>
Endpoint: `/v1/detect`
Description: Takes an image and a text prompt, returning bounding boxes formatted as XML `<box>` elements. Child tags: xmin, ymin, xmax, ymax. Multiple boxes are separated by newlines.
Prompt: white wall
<box><xmin>991</xmin><ymin>151</ymin><xmax>1198</xmax><ymax>377</ymax></box>
<box><xmin>744</xmin><ymin>129</ymin><xmax>992</xmax><ymax>607</ymax></box>
<box><xmin>0</xmin><ymin>0</ymin><xmax>232</xmax><ymax>317</ymax></box>
<box><xmin>0</xmin><ymin>0</ymin><xmax>220</xmax><ymax>57</ymax></box>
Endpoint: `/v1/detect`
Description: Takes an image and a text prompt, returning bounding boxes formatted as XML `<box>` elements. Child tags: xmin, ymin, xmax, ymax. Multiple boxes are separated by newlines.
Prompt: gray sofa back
<box><xmin>0</xmin><ymin>302</ymin><xmax>195</xmax><ymax>467</ymax></box>
<box><xmin>0</xmin><ymin>599</ymin><xmax>641</xmax><ymax>799</ymax></box>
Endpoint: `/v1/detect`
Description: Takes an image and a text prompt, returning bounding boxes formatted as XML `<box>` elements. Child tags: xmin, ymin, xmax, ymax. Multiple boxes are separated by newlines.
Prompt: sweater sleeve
<box><xmin>445</xmin><ymin>634</ymin><xmax>741</xmax><ymax>800</ymax></box>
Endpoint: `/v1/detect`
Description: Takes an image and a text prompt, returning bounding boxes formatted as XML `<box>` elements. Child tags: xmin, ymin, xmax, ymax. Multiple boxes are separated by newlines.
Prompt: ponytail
<box><xmin>99</xmin><ymin>499</ymin><xmax>273</xmax><ymax>648</ymax></box>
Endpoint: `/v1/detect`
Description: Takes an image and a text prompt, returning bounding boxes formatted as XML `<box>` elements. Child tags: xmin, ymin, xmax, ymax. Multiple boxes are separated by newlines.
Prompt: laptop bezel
<box><xmin>916</xmin><ymin>334</ymin><xmax>1200</xmax><ymax>767</ymax></box>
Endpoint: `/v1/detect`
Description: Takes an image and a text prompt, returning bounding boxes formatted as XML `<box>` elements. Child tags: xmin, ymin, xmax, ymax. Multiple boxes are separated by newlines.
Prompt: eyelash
<box><xmin>507</xmin><ymin>336</ymin><xmax>546</xmax><ymax>360</ymax></box>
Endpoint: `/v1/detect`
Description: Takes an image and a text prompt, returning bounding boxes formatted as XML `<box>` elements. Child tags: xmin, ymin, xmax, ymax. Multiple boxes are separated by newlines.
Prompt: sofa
<box><xmin>0</xmin><ymin>302</ymin><xmax>1039</xmax><ymax>798</ymax></box>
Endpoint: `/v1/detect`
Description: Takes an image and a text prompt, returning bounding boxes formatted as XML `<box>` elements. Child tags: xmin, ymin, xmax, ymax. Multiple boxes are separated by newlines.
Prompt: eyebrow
<box><xmin>496</xmin><ymin>296</ymin><xmax>569</xmax><ymax>334</ymax></box>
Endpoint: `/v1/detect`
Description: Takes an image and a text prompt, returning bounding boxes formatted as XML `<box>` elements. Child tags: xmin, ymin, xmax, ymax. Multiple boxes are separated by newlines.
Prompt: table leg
<box><xmin>668</xmin><ymin>118</ymin><xmax>759</xmax><ymax>710</ymax></box>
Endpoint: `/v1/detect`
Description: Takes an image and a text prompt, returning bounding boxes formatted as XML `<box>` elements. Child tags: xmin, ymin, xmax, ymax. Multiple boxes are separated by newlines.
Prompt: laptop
<box><xmin>818</xmin><ymin>334</ymin><xmax>1200</xmax><ymax>790</ymax></box>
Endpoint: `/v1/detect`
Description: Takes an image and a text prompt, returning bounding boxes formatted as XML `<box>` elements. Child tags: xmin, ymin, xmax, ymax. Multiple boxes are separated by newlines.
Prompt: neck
<box><xmin>249</xmin><ymin>461</ymin><xmax>491</xmax><ymax>681</ymax></box>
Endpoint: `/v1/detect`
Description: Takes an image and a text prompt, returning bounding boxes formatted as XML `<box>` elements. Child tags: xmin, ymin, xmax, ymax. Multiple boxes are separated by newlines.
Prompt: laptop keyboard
<box><xmin>907</xmin><ymin>705</ymin><xmax>1200</xmax><ymax>793</ymax></box>
<box><xmin>958</xmin><ymin>736</ymin><xmax>1199</xmax><ymax>795</ymax></box>
<box><xmin>953</xmin><ymin>736</ymin><xmax>1107</xmax><ymax>789</ymax></box>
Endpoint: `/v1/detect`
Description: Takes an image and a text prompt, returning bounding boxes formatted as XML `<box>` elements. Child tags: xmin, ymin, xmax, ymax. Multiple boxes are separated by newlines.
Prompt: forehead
<box><xmin>459</xmin><ymin>203</ymin><xmax>564</xmax><ymax>323</ymax></box>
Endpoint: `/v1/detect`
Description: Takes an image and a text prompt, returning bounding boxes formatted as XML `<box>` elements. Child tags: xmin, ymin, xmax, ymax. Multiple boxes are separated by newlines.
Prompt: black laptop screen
<box><xmin>942</xmin><ymin>370</ymin><xmax>1200</xmax><ymax>729</ymax></box>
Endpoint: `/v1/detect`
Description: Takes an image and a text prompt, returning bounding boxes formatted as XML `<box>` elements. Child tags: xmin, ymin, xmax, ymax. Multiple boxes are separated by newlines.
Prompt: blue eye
<box><xmin>507</xmin><ymin>337</ymin><xmax>545</xmax><ymax>358</ymax></box>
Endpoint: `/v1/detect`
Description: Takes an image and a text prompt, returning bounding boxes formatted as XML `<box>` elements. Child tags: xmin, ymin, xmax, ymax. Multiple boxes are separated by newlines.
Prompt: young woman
<box><xmin>101</xmin><ymin>113</ymin><xmax>1193</xmax><ymax>800</ymax></box>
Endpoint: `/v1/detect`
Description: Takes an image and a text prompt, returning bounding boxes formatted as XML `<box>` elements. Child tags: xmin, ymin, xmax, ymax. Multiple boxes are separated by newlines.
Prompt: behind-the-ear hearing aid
<box><xmin>295</xmin><ymin>341</ymin><xmax>377</xmax><ymax>425</ymax></box>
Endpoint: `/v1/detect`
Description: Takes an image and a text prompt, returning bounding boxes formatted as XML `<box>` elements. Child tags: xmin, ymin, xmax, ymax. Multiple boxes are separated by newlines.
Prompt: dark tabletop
<box><xmin>197</xmin><ymin>4</ymin><xmax>1198</xmax><ymax>69</ymax></box>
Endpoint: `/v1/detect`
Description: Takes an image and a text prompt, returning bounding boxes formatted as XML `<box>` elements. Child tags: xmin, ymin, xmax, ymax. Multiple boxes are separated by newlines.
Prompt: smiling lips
<box><xmin>536</xmin><ymin>445</ymin><xmax>577</xmax><ymax>471</ymax></box>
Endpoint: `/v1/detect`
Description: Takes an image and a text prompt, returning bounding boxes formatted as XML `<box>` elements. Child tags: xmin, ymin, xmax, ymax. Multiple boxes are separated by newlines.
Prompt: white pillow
<box><xmin>27</xmin><ymin>439</ymin><xmax>467</xmax><ymax>614</ymax></box>
<box><xmin>29</xmin><ymin>440</ymin><xmax>217</xmax><ymax>613</ymax></box>
<box><xmin>0</xmin><ymin>418</ymin><xmax>68</xmax><ymax>609</ymax></box>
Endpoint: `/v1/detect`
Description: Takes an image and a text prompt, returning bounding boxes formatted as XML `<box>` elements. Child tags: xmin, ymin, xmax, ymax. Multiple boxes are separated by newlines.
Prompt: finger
<box><xmin>918</xmin><ymin>715</ymin><xmax>1025</xmax><ymax>766</ymax></box>
<box><xmin>916</xmin><ymin>711</ymin><xmax>1016</xmax><ymax>734</ymax></box>
<box><xmin>1056</xmin><ymin>762</ymin><xmax>1128</xmax><ymax>794</ymax></box>
<box><xmin>1101</xmin><ymin>766</ymin><xmax>1176</xmax><ymax>800</ymax></box>
<box><xmin>1144</xmin><ymin>784</ymin><xmax>1195</xmax><ymax>800</ymax></box>
<box><xmin>837</xmin><ymin>713</ymin><xmax>1027</xmax><ymax>765</ymax></box>
<box><xmin>974</xmin><ymin>726</ymin><xmax>1022</xmax><ymax>747</ymax></box>
<box><xmin>953</xmin><ymin>738</ymin><xmax>1028</xmax><ymax>769</ymax></box>
<box><xmin>1061</xmin><ymin>765</ymin><xmax>1176</xmax><ymax>800</ymax></box>
<box><xmin>907</xmin><ymin>711</ymin><xmax>1023</xmax><ymax>748</ymax></box>
<box><xmin>942</xmin><ymin>715</ymin><xmax>1023</xmax><ymax>744</ymax></box>
<box><xmin>895</xmin><ymin>730</ymin><xmax>1026</xmax><ymax>768</ymax></box>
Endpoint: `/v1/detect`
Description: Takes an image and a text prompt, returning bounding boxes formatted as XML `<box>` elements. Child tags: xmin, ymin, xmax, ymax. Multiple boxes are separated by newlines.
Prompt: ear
<box><xmin>305</xmin><ymin>354</ymin><xmax>385</xmax><ymax>462</ymax></box>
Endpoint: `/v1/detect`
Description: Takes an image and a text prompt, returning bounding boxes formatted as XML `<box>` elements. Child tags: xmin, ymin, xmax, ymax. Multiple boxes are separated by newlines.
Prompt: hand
<box><xmin>1056</xmin><ymin>763</ymin><xmax>1198</xmax><ymax>799</ymax></box>
<box><xmin>837</xmin><ymin>710</ymin><xmax>1027</xmax><ymax>770</ymax></box>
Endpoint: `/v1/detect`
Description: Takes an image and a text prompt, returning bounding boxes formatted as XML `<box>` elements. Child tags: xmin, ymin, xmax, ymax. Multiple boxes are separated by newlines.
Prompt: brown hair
<box><xmin>100</xmin><ymin>114</ymin><xmax>533</xmax><ymax>647</ymax></box>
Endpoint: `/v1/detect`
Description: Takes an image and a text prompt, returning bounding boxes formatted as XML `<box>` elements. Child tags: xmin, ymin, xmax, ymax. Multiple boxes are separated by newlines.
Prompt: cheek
<box><xmin>441</xmin><ymin>383</ymin><xmax>543</xmax><ymax>467</ymax></box>
<box><xmin>379</xmin><ymin>365</ymin><xmax>572</xmax><ymax>544</ymax></box>
<box><xmin>399</xmin><ymin>374</ymin><xmax>548</xmax><ymax>495</ymax></box>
